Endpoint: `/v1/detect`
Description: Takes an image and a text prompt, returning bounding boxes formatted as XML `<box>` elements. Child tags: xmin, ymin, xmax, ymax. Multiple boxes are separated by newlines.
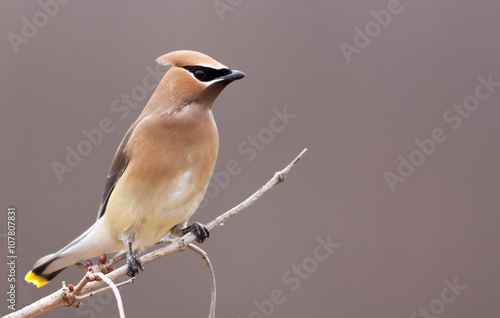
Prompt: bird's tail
<box><xmin>25</xmin><ymin>219</ymin><xmax>118</xmax><ymax>287</ymax></box>
<box><xmin>24</xmin><ymin>253</ymin><xmax>68</xmax><ymax>288</ymax></box>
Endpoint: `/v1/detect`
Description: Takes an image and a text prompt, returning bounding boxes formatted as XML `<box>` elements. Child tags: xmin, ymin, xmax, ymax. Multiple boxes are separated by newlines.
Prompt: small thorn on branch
<box><xmin>277</xmin><ymin>173</ymin><xmax>286</xmax><ymax>182</ymax></box>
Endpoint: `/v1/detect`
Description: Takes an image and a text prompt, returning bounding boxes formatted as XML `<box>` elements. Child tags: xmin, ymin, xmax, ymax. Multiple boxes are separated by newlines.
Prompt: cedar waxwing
<box><xmin>25</xmin><ymin>50</ymin><xmax>245</xmax><ymax>287</ymax></box>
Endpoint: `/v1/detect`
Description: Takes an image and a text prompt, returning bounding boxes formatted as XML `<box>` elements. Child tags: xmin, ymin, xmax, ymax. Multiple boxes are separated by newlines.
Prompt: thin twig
<box><xmin>77</xmin><ymin>278</ymin><xmax>135</xmax><ymax>301</ymax></box>
<box><xmin>75</xmin><ymin>262</ymin><xmax>88</xmax><ymax>271</ymax></box>
<box><xmin>72</xmin><ymin>273</ymin><xmax>90</xmax><ymax>296</ymax></box>
<box><xmin>204</xmin><ymin>147</ymin><xmax>308</xmax><ymax>231</ymax></box>
<box><xmin>93</xmin><ymin>272</ymin><xmax>126</xmax><ymax>318</ymax></box>
<box><xmin>188</xmin><ymin>244</ymin><xmax>216</xmax><ymax>318</ymax></box>
<box><xmin>105</xmin><ymin>250</ymin><xmax>127</xmax><ymax>268</ymax></box>
<box><xmin>5</xmin><ymin>148</ymin><xmax>307</xmax><ymax>318</ymax></box>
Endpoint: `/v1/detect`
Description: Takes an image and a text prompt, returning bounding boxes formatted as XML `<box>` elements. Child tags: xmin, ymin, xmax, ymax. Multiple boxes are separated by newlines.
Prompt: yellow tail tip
<box><xmin>25</xmin><ymin>271</ymin><xmax>49</xmax><ymax>288</ymax></box>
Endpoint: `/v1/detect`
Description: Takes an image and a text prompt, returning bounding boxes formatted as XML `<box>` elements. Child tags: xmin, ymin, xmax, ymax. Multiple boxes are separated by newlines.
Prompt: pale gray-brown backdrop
<box><xmin>1</xmin><ymin>1</ymin><xmax>499</xmax><ymax>317</ymax></box>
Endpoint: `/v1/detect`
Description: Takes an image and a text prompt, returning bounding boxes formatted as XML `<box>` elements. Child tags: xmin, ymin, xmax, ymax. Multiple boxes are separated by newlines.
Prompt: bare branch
<box><xmin>4</xmin><ymin>292</ymin><xmax>66</xmax><ymax>318</ymax></box>
<box><xmin>5</xmin><ymin>148</ymin><xmax>307</xmax><ymax>318</ymax></box>
<box><xmin>188</xmin><ymin>244</ymin><xmax>216</xmax><ymax>318</ymax></box>
<box><xmin>93</xmin><ymin>272</ymin><xmax>126</xmax><ymax>318</ymax></box>
<box><xmin>78</xmin><ymin>278</ymin><xmax>135</xmax><ymax>301</ymax></box>
<box><xmin>71</xmin><ymin>273</ymin><xmax>91</xmax><ymax>298</ymax></box>
<box><xmin>205</xmin><ymin>147</ymin><xmax>308</xmax><ymax>231</ymax></box>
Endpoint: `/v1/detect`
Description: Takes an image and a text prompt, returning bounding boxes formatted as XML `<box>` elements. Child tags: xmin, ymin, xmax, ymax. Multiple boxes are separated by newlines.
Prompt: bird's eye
<box><xmin>184</xmin><ymin>65</ymin><xmax>232</xmax><ymax>82</ymax></box>
<box><xmin>194</xmin><ymin>70</ymin><xmax>206</xmax><ymax>80</ymax></box>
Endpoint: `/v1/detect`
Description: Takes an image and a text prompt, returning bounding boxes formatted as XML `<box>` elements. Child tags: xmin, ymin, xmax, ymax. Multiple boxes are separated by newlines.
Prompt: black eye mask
<box><xmin>183</xmin><ymin>66</ymin><xmax>232</xmax><ymax>82</ymax></box>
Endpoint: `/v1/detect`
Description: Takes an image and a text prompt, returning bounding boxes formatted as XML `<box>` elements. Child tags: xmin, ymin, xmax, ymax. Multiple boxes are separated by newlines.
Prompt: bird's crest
<box><xmin>156</xmin><ymin>50</ymin><xmax>226</xmax><ymax>69</ymax></box>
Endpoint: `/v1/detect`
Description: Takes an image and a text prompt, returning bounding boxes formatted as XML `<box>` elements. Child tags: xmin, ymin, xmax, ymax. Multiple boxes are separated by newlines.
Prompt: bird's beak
<box><xmin>222</xmin><ymin>70</ymin><xmax>245</xmax><ymax>82</ymax></box>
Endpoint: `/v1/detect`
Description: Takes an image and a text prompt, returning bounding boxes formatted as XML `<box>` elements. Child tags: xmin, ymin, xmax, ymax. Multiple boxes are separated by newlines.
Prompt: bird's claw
<box><xmin>183</xmin><ymin>222</ymin><xmax>210</xmax><ymax>243</ymax></box>
<box><xmin>126</xmin><ymin>252</ymin><xmax>143</xmax><ymax>277</ymax></box>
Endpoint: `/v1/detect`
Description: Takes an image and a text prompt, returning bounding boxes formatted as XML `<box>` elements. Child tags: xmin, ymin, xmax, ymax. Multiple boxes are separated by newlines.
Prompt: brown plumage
<box><xmin>25</xmin><ymin>50</ymin><xmax>245</xmax><ymax>287</ymax></box>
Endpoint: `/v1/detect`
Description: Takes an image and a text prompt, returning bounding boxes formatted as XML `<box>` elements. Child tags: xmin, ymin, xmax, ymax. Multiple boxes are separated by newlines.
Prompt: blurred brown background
<box><xmin>1</xmin><ymin>0</ymin><xmax>500</xmax><ymax>317</ymax></box>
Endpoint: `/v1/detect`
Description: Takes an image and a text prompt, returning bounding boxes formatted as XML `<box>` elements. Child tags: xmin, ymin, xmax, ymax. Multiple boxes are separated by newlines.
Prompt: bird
<box><xmin>25</xmin><ymin>50</ymin><xmax>245</xmax><ymax>287</ymax></box>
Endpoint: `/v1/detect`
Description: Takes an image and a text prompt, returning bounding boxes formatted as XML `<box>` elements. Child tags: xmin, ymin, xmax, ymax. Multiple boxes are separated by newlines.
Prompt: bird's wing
<box><xmin>96</xmin><ymin>120</ymin><xmax>139</xmax><ymax>220</ymax></box>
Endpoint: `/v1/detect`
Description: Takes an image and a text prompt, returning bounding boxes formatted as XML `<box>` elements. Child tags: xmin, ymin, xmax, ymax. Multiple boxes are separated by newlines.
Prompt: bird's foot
<box><xmin>182</xmin><ymin>222</ymin><xmax>210</xmax><ymax>243</ymax></box>
<box><xmin>126</xmin><ymin>251</ymin><xmax>143</xmax><ymax>277</ymax></box>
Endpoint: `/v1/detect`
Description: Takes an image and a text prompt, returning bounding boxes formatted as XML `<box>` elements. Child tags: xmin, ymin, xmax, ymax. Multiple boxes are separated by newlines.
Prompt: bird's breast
<box><xmin>104</xmin><ymin>107</ymin><xmax>218</xmax><ymax>250</ymax></box>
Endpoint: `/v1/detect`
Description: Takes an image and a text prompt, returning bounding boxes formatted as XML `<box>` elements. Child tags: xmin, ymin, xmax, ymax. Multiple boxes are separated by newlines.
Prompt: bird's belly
<box><xmin>104</xmin><ymin>170</ymin><xmax>207</xmax><ymax>251</ymax></box>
